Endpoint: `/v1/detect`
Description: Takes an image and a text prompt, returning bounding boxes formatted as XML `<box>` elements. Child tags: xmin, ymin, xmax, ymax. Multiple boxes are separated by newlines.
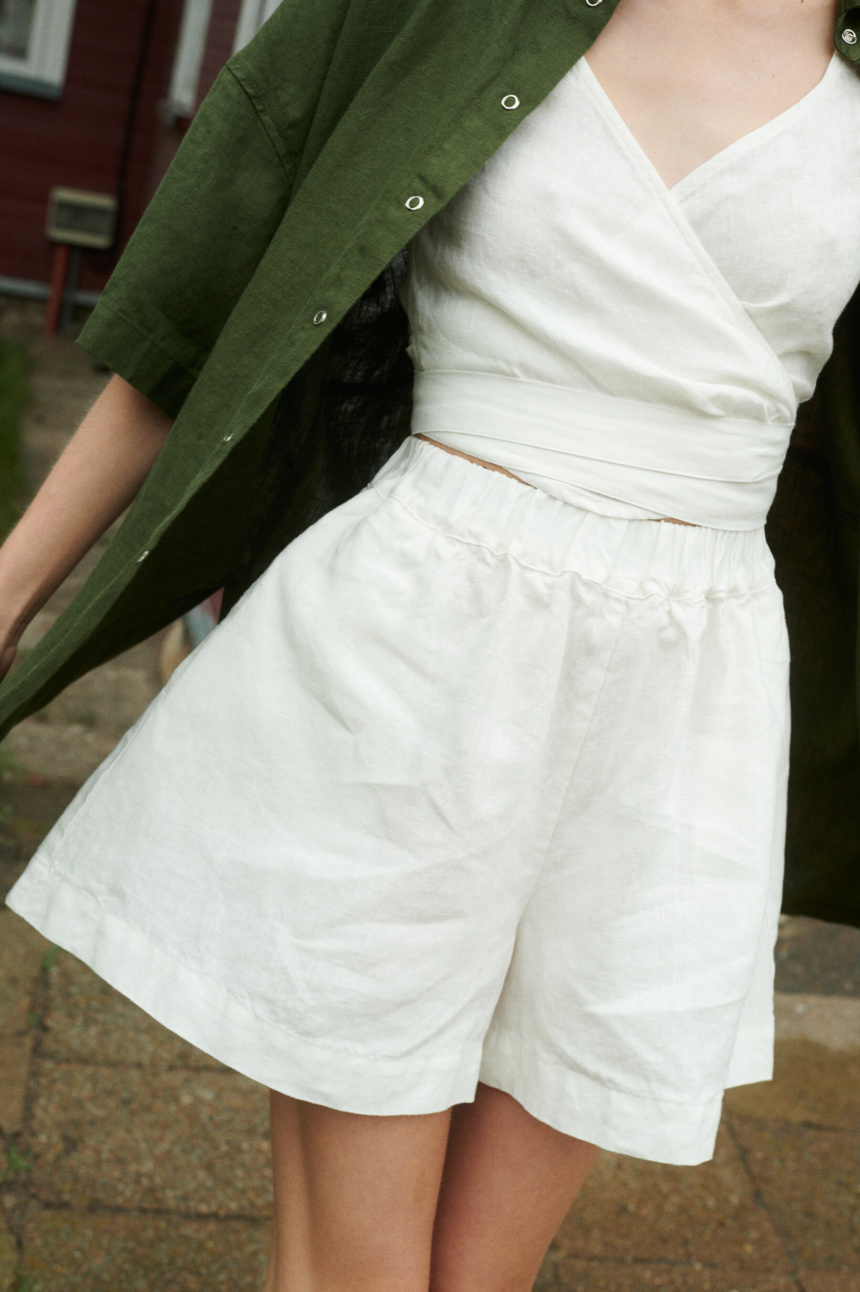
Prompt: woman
<box><xmin>2</xmin><ymin>0</ymin><xmax>860</xmax><ymax>1287</ymax></box>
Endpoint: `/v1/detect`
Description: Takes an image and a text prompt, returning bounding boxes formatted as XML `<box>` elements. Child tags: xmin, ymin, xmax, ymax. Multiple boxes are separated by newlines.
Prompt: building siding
<box><xmin>0</xmin><ymin>0</ymin><xmax>183</xmax><ymax>291</ymax></box>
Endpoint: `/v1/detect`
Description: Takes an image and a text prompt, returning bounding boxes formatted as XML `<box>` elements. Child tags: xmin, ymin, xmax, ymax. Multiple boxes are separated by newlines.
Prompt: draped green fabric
<box><xmin>1</xmin><ymin>0</ymin><xmax>859</xmax><ymax>925</ymax></box>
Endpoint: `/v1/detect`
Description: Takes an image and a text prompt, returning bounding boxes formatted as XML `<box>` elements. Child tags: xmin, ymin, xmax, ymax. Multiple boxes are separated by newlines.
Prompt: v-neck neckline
<box><xmin>566</xmin><ymin>53</ymin><xmax>802</xmax><ymax>412</ymax></box>
<box><xmin>578</xmin><ymin>50</ymin><xmax>841</xmax><ymax>198</ymax></box>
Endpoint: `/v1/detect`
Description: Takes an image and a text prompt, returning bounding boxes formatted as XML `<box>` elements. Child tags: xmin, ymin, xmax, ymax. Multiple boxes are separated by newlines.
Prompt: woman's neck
<box><xmin>584</xmin><ymin>0</ymin><xmax>839</xmax><ymax>190</ymax></box>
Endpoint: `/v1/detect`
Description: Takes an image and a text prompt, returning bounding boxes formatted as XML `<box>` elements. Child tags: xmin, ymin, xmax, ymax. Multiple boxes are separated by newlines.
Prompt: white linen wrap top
<box><xmin>403</xmin><ymin>52</ymin><xmax>860</xmax><ymax>529</ymax></box>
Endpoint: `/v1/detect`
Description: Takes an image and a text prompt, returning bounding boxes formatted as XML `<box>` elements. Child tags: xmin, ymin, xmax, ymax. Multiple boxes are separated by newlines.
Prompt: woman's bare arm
<box><xmin>0</xmin><ymin>373</ymin><xmax>173</xmax><ymax>682</ymax></box>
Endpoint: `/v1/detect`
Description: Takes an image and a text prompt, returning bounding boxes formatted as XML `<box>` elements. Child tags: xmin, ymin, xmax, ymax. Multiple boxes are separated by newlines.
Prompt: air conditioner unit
<box><xmin>46</xmin><ymin>187</ymin><xmax>117</xmax><ymax>250</ymax></box>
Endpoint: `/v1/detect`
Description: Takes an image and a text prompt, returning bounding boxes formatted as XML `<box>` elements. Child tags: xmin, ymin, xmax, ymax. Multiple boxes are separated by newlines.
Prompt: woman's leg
<box><xmin>264</xmin><ymin>1083</ymin><xmax>598</xmax><ymax>1292</ymax></box>
<box><xmin>264</xmin><ymin>1091</ymin><xmax>452</xmax><ymax>1292</ymax></box>
<box><xmin>429</xmin><ymin>1083</ymin><xmax>600</xmax><ymax>1292</ymax></box>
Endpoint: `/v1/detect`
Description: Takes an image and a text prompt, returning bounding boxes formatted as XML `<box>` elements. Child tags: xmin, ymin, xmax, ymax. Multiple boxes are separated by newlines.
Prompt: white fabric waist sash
<box><xmin>411</xmin><ymin>370</ymin><xmax>795</xmax><ymax>530</ymax></box>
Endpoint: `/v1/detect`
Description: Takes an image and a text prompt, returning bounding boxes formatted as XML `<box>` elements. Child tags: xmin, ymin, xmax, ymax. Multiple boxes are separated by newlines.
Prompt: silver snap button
<box><xmin>844</xmin><ymin>27</ymin><xmax>857</xmax><ymax>43</ymax></box>
<box><xmin>405</xmin><ymin>195</ymin><xmax>425</xmax><ymax>211</ymax></box>
<box><xmin>137</xmin><ymin>550</ymin><xmax>150</xmax><ymax>564</ymax></box>
<box><xmin>223</xmin><ymin>433</ymin><xmax>233</xmax><ymax>443</ymax></box>
<box><xmin>585</xmin><ymin>0</ymin><xmax>603</xmax><ymax>6</ymax></box>
<box><xmin>501</xmin><ymin>94</ymin><xmax>520</xmax><ymax>110</ymax></box>
<box><xmin>312</xmin><ymin>309</ymin><xmax>327</xmax><ymax>326</ymax></box>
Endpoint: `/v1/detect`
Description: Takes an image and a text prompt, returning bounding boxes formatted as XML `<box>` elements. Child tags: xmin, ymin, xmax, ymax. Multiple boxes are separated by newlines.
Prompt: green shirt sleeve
<box><xmin>77</xmin><ymin>65</ymin><xmax>296</xmax><ymax>418</ymax></box>
<box><xmin>77</xmin><ymin>0</ymin><xmax>357</xmax><ymax>417</ymax></box>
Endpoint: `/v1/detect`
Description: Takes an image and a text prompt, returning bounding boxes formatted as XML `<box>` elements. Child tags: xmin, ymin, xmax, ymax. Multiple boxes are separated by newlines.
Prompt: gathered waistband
<box><xmin>370</xmin><ymin>436</ymin><xmax>778</xmax><ymax>600</ymax></box>
<box><xmin>410</xmin><ymin>370</ymin><xmax>795</xmax><ymax>531</ymax></box>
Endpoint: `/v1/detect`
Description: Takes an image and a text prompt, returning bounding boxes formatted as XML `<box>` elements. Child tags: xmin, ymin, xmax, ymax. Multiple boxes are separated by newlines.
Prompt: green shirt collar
<box><xmin>836</xmin><ymin>2</ymin><xmax>860</xmax><ymax>58</ymax></box>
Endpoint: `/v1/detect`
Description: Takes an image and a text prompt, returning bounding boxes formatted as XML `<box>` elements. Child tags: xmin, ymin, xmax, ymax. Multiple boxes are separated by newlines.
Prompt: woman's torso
<box><xmin>403</xmin><ymin>0</ymin><xmax>860</xmax><ymax>528</ymax></box>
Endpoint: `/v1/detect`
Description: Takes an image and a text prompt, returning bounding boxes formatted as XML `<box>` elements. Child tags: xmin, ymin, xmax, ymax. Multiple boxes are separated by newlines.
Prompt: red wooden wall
<box><xmin>0</xmin><ymin>0</ymin><xmax>246</xmax><ymax>295</ymax></box>
<box><xmin>0</xmin><ymin>0</ymin><xmax>183</xmax><ymax>291</ymax></box>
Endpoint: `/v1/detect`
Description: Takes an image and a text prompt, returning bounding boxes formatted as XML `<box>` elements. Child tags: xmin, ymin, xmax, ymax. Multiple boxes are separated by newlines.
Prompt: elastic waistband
<box><xmin>370</xmin><ymin>437</ymin><xmax>778</xmax><ymax>600</ymax></box>
<box><xmin>411</xmin><ymin>370</ymin><xmax>795</xmax><ymax>531</ymax></box>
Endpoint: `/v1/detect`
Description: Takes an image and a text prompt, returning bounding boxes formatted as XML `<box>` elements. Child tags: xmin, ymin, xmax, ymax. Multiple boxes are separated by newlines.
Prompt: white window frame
<box><xmin>165</xmin><ymin>0</ymin><xmax>214</xmax><ymax>118</ymax></box>
<box><xmin>233</xmin><ymin>0</ymin><xmax>281</xmax><ymax>55</ymax></box>
<box><xmin>0</xmin><ymin>0</ymin><xmax>77</xmax><ymax>99</ymax></box>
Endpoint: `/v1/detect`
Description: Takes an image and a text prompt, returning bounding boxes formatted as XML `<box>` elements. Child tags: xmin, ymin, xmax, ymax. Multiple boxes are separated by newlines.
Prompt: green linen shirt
<box><xmin>2</xmin><ymin>0</ymin><xmax>860</xmax><ymax>925</ymax></box>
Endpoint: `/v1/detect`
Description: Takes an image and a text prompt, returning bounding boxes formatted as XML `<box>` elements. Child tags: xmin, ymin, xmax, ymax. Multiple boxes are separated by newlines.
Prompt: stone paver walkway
<box><xmin>2</xmin><ymin>311</ymin><xmax>860</xmax><ymax>1291</ymax></box>
<box><xmin>3</xmin><ymin>898</ymin><xmax>860</xmax><ymax>1292</ymax></box>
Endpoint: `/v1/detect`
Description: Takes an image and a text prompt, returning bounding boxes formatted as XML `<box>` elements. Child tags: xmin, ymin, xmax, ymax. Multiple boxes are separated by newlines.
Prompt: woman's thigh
<box><xmin>265</xmin><ymin>1091</ymin><xmax>451</xmax><ymax>1292</ymax></box>
<box><xmin>430</xmin><ymin>1083</ymin><xmax>599</xmax><ymax>1292</ymax></box>
<box><xmin>265</xmin><ymin>1084</ymin><xmax>598</xmax><ymax>1292</ymax></box>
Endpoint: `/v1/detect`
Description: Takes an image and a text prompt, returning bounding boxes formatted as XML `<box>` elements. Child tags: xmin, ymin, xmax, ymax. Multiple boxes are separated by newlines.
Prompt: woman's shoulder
<box><xmin>229</xmin><ymin>0</ymin><xmax>429</xmax><ymax>87</ymax></box>
<box><xmin>225</xmin><ymin>0</ymin><xmax>479</xmax><ymax>145</ymax></box>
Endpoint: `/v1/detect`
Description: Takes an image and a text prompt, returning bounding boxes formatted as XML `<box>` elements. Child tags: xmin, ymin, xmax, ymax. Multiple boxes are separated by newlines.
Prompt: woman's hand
<box><xmin>0</xmin><ymin>374</ymin><xmax>173</xmax><ymax>691</ymax></box>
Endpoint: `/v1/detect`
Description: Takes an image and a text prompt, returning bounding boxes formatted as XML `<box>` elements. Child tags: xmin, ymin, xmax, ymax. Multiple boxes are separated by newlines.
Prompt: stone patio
<box><xmin>3</xmin><ymin>893</ymin><xmax>860</xmax><ymax>1292</ymax></box>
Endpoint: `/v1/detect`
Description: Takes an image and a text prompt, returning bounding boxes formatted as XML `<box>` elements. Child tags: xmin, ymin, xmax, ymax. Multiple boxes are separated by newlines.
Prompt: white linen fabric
<box><xmin>404</xmin><ymin>51</ymin><xmax>860</xmax><ymax>528</ymax></box>
<box><xmin>8</xmin><ymin>438</ymin><xmax>790</xmax><ymax>1165</ymax></box>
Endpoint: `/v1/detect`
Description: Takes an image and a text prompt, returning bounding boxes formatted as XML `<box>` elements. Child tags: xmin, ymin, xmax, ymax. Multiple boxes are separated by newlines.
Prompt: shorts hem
<box><xmin>478</xmin><ymin>1026</ymin><xmax>736</xmax><ymax>1166</ymax></box>
<box><xmin>6</xmin><ymin>856</ymin><xmax>482</xmax><ymax>1116</ymax></box>
<box><xmin>724</xmin><ymin>1023</ymin><xmax>775</xmax><ymax>1089</ymax></box>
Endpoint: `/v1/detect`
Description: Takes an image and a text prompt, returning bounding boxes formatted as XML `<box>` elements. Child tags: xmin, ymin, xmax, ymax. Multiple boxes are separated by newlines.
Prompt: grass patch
<box><xmin>0</xmin><ymin>339</ymin><xmax>30</xmax><ymax>542</ymax></box>
<box><xmin>0</xmin><ymin>742</ymin><xmax>24</xmax><ymax>780</ymax></box>
<box><xmin>5</xmin><ymin>1146</ymin><xmax>33</xmax><ymax>1177</ymax></box>
<box><xmin>41</xmin><ymin>944</ymin><xmax>61</xmax><ymax>972</ymax></box>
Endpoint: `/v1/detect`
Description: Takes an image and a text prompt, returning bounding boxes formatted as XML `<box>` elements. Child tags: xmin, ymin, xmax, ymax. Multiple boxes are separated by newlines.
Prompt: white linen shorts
<box><xmin>7</xmin><ymin>434</ymin><xmax>791</xmax><ymax>1166</ymax></box>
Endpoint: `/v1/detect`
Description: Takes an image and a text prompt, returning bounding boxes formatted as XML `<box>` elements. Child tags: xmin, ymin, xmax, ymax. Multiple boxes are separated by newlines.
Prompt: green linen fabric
<box><xmin>1</xmin><ymin>0</ymin><xmax>859</xmax><ymax>925</ymax></box>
